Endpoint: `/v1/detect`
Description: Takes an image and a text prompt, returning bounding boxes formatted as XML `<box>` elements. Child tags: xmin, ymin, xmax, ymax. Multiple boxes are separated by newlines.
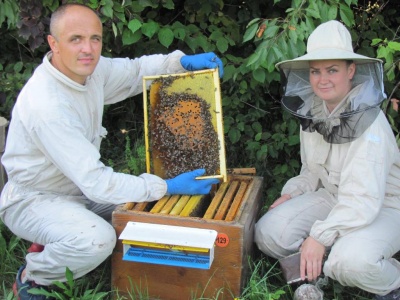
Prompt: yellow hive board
<box><xmin>143</xmin><ymin>69</ymin><xmax>227</xmax><ymax>182</ymax></box>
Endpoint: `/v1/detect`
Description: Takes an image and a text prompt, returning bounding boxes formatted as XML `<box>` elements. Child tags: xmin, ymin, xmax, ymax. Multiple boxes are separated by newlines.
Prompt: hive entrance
<box><xmin>143</xmin><ymin>69</ymin><xmax>226</xmax><ymax>181</ymax></box>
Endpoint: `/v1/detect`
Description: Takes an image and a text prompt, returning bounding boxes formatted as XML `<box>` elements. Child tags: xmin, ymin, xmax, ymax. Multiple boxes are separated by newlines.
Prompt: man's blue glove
<box><xmin>180</xmin><ymin>52</ymin><xmax>224</xmax><ymax>78</ymax></box>
<box><xmin>166</xmin><ymin>169</ymin><xmax>220</xmax><ymax>195</ymax></box>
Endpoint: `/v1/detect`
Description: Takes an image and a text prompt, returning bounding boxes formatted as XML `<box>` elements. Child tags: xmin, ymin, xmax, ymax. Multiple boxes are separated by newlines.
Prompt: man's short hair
<box><xmin>50</xmin><ymin>3</ymin><xmax>100</xmax><ymax>37</ymax></box>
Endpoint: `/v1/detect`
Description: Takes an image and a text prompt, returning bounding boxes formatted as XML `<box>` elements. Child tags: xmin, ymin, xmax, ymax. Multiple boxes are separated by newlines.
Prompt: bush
<box><xmin>1</xmin><ymin>0</ymin><xmax>399</xmax><ymax>205</ymax></box>
<box><xmin>0</xmin><ymin>1</ymin><xmax>399</xmax><ymax>298</ymax></box>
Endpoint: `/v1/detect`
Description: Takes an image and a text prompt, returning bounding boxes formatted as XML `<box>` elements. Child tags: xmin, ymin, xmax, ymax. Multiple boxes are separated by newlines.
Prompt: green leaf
<box><xmin>197</xmin><ymin>35</ymin><xmax>213</xmax><ymax>52</ymax></box>
<box><xmin>13</xmin><ymin>62</ymin><xmax>23</xmax><ymax>73</ymax></box>
<box><xmin>130</xmin><ymin>2</ymin><xmax>146</xmax><ymax>12</ymax></box>
<box><xmin>263</xmin><ymin>25</ymin><xmax>279</xmax><ymax>38</ymax></box>
<box><xmin>371</xmin><ymin>38</ymin><xmax>383</xmax><ymax>46</ymax></box>
<box><xmin>272</xmin><ymin>46</ymin><xmax>283</xmax><ymax>63</ymax></box>
<box><xmin>101</xmin><ymin>4</ymin><xmax>113</xmax><ymax>18</ymax></box>
<box><xmin>252</xmin><ymin>68</ymin><xmax>265</xmax><ymax>83</ymax></box>
<box><xmin>339</xmin><ymin>4</ymin><xmax>354</xmax><ymax>27</ymax></box>
<box><xmin>223</xmin><ymin>64</ymin><xmax>236</xmax><ymax>81</ymax></box>
<box><xmin>288</xmin><ymin>135</ymin><xmax>300</xmax><ymax>146</ymax></box>
<box><xmin>252</xmin><ymin>121</ymin><xmax>262</xmax><ymax>133</ymax></box>
<box><xmin>158</xmin><ymin>27</ymin><xmax>174</xmax><ymax>48</ymax></box>
<box><xmin>209</xmin><ymin>30</ymin><xmax>223</xmax><ymax>40</ymax></box>
<box><xmin>65</xmin><ymin>267</ymin><xmax>74</xmax><ymax>285</ymax></box>
<box><xmin>385</xmin><ymin>64</ymin><xmax>395</xmax><ymax>82</ymax></box>
<box><xmin>142</xmin><ymin>21</ymin><xmax>159</xmax><ymax>38</ymax></box>
<box><xmin>115</xmin><ymin>12</ymin><xmax>126</xmax><ymax>22</ymax></box>
<box><xmin>122</xmin><ymin>28</ymin><xmax>142</xmax><ymax>45</ymax></box>
<box><xmin>255</xmin><ymin>132</ymin><xmax>262</xmax><ymax>141</ymax></box>
<box><xmin>228</xmin><ymin>127</ymin><xmax>241</xmax><ymax>144</ymax></box>
<box><xmin>174</xmin><ymin>28</ymin><xmax>186</xmax><ymax>40</ymax></box>
<box><xmin>0</xmin><ymin>0</ymin><xmax>18</xmax><ymax>28</ymax></box>
<box><xmin>51</xmin><ymin>280</ymin><xmax>69</xmax><ymax>290</ymax></box>
<box><xmin>128</xmin><ymin>19</ymin><xmax>142</xmax><ymax>34</ymax></box>
<box><xmin>138</xmin><ymin>0</ymin><xmax>158</xmax><ymax>8</ymax></box>
<box><xmin>305</xmin><ymin>7</ymin><xmax>321</xmax><ymax>19</ymax></box>
<box><xmin>216</xmin><ymin>38</ymin><xmax>229</xmax><ymax>53</ymax></box>
<box><xmin>327</xmin><ymin>4</ymin><xmax>338</xmax><ymax>20</ymax></box>
<box><xmin>161</xmin><ymin>0</ymin><xmax>174</xmax><ymax>9</ymax></box>
<box><xmin>288</xmin><ymin>27</ymin><xmax>298</xmax><ymax>44</ymax></box>
<box><xmin>112</xmin><ymin>22</ymin><xmax>118</xmax><ymax>37</ymax></box>
<box><xmin>377</xmin><ymin>45</ymin><xmax>390</xmax><ymax>59</ymax></box>
<box><xmin>242</xmin><ymin>23</ymin><xmax>258</xmax><ymax>43</ymax></box>
<box><xmin>246</xmin><ymin>52</ymin><xmax>261</xmax><ymax>68</ymax></box>
<box><xmin>344</xmin><ymin>0</ymin><xmax>352</xmax><ymax>6</ymax></box>
<box><xmin>256</xmin><ymin>147</ymin><xmax>267</xmax><ymax>160</ymax></box>
<box><xmin>246</xmin><ymin>18</ymin><xmax>261</xmax><ymax>28</ymax></box>
<box><xmin>388</xmin><ymin>41</ymin><xmax>400</xmax><ymax>51</ymax></box>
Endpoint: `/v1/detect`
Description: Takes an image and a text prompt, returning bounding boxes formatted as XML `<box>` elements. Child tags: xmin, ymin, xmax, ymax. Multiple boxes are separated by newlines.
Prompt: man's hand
<box><xmin>180</xmin><ymin>52</ymin><xmax>224</xmax><ymax>78</ymax></box>
<box><xmin>165</xmin><ymin>169</ymin><xmax>220</xmax><ymax>195</ymax></box>
<box><xmin>300</xmin><ymin>236</ymin><xmax>326</xmax><ymax>281</ymax></box>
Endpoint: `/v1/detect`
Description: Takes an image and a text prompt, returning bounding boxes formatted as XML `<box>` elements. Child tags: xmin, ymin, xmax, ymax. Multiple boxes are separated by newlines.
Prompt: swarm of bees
<box><xmin>150</xmin><ymin>76</ymin><xmax>220</xmax><ymax>178</ymax></box>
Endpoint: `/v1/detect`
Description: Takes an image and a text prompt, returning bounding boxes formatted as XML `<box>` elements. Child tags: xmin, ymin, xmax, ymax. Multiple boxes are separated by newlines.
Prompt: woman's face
<box><xmin>309</xmin><ymin>60</ymin><xmax>356</xmax><ymax>111</ymax></box>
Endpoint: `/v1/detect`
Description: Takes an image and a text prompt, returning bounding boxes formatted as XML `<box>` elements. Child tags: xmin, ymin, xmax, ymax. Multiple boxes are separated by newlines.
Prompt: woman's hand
<box><xmin>300</xmin><ymin>236</ymin><xmax>326</xmax><ymax>281</ymax></box>
<box><xmin>269</xmin><ymin>194</ymin><xmax>291</xmax><ymax>210</ymax></box>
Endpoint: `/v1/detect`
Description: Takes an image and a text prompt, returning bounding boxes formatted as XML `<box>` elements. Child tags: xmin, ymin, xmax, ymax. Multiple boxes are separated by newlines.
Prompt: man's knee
<box><xmin>73</xmin><ymin>221</ymin><xmax>117</xmax><ymax>260</ymax></box>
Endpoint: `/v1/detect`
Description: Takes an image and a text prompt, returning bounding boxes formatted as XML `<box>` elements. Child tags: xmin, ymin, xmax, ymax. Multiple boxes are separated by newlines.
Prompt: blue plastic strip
<box><xmin>122</xmin><ymin>247</ymin><xmax>211</xmax><ymax>270</ymax></box>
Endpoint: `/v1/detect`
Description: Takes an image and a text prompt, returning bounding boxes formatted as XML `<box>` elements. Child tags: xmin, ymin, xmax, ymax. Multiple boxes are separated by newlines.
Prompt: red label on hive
<box><xmin>215</xmin><ymin>233</ymin><xmax>229</xmax><ymax>247</ymax></box>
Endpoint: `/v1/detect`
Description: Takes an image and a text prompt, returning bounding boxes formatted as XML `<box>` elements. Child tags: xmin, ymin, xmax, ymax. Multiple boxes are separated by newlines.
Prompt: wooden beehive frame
<box><xmin>142</xmin><ymin>69</ymin><xmax>227</xmax><ymax>182</ymax></box>
<box><xmin>122</xmin><ymin>175</ymin><xmax>254</xmax><ymax>222</ymax></box>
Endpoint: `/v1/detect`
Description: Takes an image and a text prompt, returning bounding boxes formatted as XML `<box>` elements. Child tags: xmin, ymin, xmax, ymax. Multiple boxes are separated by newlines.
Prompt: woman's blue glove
<box><xmin>166</xmin><ymin>169</ymin><xmax>220</xmax><ymax>195</ymax></box>
<box><xmin>180</xmin><ymin>52</ymin><xmax>224</xmax><ymax>78</ymax></box>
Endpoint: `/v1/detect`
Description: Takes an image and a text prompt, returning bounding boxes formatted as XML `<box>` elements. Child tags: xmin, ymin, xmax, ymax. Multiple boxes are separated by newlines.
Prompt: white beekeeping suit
<box><xmin>254</xmin><ymin>20</ymin><xmax>400</xmax><ymax>297</ymax></box>
<box><xmin>0</xmin><ymin>50</ymin><xmax>186</xmax><ymax>285</ymax></box>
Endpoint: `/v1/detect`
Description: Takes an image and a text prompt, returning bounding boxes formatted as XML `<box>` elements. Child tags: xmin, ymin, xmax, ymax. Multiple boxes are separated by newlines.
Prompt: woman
<box><xmin>254</xmin><ymin>20</ymin><xmax>400</xmax><ymax>299</ymax></box>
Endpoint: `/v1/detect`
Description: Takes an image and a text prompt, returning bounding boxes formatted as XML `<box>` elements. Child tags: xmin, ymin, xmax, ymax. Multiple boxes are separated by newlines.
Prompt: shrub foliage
<box><xmin>0</xmin><ymin>0</ymin><xmax>399</xmax><ymax>207</ymax></box>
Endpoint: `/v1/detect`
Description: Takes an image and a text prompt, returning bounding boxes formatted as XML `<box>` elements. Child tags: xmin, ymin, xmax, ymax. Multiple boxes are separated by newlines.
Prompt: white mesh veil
<box><xmin>279</xmin><ymin>61</ymin><xmax>386</xmax><ymax>144</ymax></box>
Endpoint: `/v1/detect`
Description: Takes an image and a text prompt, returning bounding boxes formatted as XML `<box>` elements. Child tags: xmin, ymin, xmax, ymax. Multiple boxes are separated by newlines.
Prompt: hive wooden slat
<box><xmin>225</xmin><ymin>181</ymin><xmax>248</xmax><ymax>221</ymax></box>
<box><xmin>159</xmin><ymin>194</ymin><xmax>181</xmax><ymax>214</ymax></box>
<box><xmin>180</xmin><ymin>194</ymin><xmax>205</xmax><ymax>217</ymax></box>
<box><xmin>150</xmin><ymin>195</ymin><xmax>170</xmax><ymax>213</ymax></box>
<box><xmin>132</xmin><ymin>202</ymin><xmax>148</xmax><ymax>211</ymax></box>
<box><xmin>213</xmin><ymin>180</ymin><xmax>240</xmax><ymax>220</ymax></box>
<box><xmin>169</xmin><ymin>195</ymin><xmax>191</xmax><ymax>215</ymax></box>
<box><xmin>203</xmin><ymin>181</ymin><xmax>230</xmax><ymax>219</ymax></box>
<box><xmin>122</xmin><ymin>202</ymin><xmax>135</xmax><ymax>210</ymax></box>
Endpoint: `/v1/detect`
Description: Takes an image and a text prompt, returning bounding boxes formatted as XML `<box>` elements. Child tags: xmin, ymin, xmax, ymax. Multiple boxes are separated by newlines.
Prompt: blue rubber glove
<box><xmin>166</xmin><ymin>169</ymin><xmax>220</xmax><ymax>195</ymax></box>
<box><xmin>180</xmin><ymin>52</ymin><xmax>224</xmax><ymax>78</ymax></box>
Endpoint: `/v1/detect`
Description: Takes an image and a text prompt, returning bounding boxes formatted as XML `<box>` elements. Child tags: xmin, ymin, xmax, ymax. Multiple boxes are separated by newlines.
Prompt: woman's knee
<box><xmin>255</xmin><ymin>212</ymin><xmax>303</xmax><ymax>258</ymax></box>
<box><xmin>325</xmin><ymin>242</ymin><xmax>383</xmax><ymax>284</ymax></box>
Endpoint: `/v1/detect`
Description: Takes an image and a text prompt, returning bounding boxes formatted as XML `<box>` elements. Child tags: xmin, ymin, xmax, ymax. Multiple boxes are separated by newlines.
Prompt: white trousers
<box><xmin>1</xmin><ymin>190</ymin><xmax>116</xmax><ymax>286</ymax></box>
<box><xmin>254</xmin><ymin>190</ymin><xmax>400</xmax><ymax>296</ymax></box>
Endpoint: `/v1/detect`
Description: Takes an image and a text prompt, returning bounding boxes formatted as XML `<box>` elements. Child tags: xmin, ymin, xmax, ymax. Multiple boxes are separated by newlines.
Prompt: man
<box><xmin>0</xmin><ymin>3</ymin><xmax>223</xmax><ymax>299</ymax></box>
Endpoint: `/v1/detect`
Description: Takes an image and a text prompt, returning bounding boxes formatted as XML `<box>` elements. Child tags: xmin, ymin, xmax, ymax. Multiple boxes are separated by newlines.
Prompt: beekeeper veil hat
<box><xmin>276</xmin><ymin>20</ymin><xmax>386</xmax><ymax>144</ymax></box>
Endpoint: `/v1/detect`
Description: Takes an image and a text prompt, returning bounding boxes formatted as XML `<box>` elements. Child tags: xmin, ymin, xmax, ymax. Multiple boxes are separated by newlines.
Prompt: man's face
<box><xmin>309</xmin><ymin>60</ymin><xmax>355</xmax><ymax>111</ymax></box>
<box><xmin>48</xmin><ymin>6</ymin><xmax>103</xmax><ymax>84</ymax></box>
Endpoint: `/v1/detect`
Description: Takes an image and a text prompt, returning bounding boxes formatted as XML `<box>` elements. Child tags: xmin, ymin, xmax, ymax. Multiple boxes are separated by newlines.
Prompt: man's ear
<box><xmin>47</xmin><ymin>35</ymin><xmax>58</xmax><ymax>53</ymax></box>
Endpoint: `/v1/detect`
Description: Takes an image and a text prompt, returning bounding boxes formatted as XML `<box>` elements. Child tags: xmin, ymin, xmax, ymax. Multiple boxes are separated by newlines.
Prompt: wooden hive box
<box><xmin>111</xmin><ymin>173</ymin><xmax>263</xmax><ymax>300</ymax></box>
